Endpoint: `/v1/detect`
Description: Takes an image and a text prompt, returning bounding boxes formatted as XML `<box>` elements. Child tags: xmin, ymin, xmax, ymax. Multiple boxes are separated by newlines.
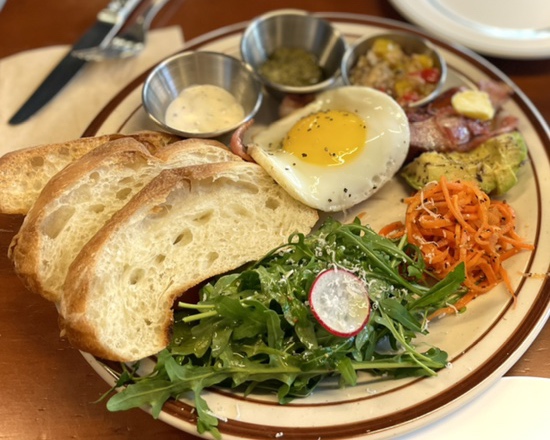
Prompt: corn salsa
<box><xmin>349</xmin><ymin>38</ymin><xmax>441</xmax><ymax>106</ymax></box>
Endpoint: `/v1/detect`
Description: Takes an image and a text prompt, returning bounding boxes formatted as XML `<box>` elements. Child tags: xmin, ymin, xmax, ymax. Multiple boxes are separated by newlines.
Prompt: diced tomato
<box><xmin>420</xmin><ymin>67</ymin><xmax>441</xmax><ymax>83</ymax></box>
<box><xmin>401</xmin><ymin>90</ymin><xmax>420</xmax><ymax>103</ymax></box>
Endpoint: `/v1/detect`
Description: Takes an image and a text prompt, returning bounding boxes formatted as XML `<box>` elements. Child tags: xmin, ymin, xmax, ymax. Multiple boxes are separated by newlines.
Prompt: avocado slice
<box><xmin>401</xmin><ymin>131</ymin><xmax>528</xmax><ymax>195</ymax></box>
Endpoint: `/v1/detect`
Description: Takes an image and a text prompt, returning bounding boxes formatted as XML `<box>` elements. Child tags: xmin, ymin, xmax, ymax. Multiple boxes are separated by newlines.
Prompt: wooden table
<box><xmin>1</xmin><ymin>1</ymin><xmax>548</xmax><ymax>439</ymax></box>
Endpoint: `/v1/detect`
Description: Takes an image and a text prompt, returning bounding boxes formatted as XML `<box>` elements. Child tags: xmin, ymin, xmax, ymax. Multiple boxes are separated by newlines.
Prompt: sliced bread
<box><xmin>9</xmin><ymin>137</ymin><xmax>238</xmax><ymax>303</ymax></box>
<box><xmin>127</xmin><ymin>130</ymin><xmax>181</xmax><ymax>155</ymax></box>
<box><xmin>60</xmin><ymin>161</ymin><xmax>319</xmax><ymax>362</ymax></box>
<box><xmin>0</xmin><ymin>131</ymin><xmax>180</xmax><ymax>215</ymax></box>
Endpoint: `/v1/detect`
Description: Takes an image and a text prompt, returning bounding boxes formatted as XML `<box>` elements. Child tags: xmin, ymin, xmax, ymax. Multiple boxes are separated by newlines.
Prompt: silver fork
<box><xmin>72</xmin><ymin>0</ymin><xmax>170</xmax><ymax>61</ymax></box>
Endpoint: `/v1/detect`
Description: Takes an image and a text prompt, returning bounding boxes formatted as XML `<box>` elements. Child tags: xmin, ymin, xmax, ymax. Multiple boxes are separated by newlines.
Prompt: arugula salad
<box><xmin>106</xmin><ymin>218</ymin><xmax>466</xmax><ymax>439</ymax></box>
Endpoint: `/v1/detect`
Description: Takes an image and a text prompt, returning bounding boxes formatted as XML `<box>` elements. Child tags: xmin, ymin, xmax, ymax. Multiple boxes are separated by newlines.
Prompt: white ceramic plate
<box><xmin>389</xmin><ymin>0</ymin><xmax>550</xmax><ymax>59</ymax></box>
<box><xmin>400</xmin><ymin>376</ymin><xmax>550</xmax><ymax>439</ymax></box>
<box><xmin>82</xmin><ymin>13</ymin><xmax>550</xmax><ymax>440</ymax></box>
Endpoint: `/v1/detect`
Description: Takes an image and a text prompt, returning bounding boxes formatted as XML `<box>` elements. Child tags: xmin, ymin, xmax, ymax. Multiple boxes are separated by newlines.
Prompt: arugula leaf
<box><xmin>107</xmin><ymin>377</ymin><xmax>179</xmax><ymax>417</ymax></box>
<box><xmin>410</xmin><ymin>263</ymin><xmax>466</xmax><ymax>310</ymax></box>
<box><xmin>336</xmin><ymin>357</ymin><xmax>357</xmax><ymax>387</ymax></box>
<box><xmin>379</xmin><ymin>297</ymin><xmax>424</xmax><ymax>333</ymax></box>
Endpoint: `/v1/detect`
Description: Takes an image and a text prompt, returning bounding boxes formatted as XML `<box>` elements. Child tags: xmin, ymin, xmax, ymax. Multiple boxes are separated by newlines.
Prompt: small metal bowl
<box><xmin>341</xmin><ymin>31</ymin><xmax>447</xmax><ymax>107</ymax></box>
<box><xmin>142</xmin><ymin>51</ymin><xmax>263</xmax><ymax>138</ymax></box>
<box><xmin>240</xmin><ymin>9</ymin><xmax>347</xmax><ymax>96</ymax></box>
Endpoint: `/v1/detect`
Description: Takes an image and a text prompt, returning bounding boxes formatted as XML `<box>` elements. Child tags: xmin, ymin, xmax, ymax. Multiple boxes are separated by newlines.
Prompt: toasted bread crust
<box><xmin>8</xmin><ymin>138</ymin><xmax>154</xmax><ymax>302</ymax></box>
<box><xmin>0</xmin><ymin>134</ymin><xmax>123</xmax><ymax>215</ymax></box>
<box><xmin>127</xmin><ymin>131</ymin><xmax>181</xmax><ymax>155</ymax></box>
<box><xmin>0</xmin><ymin>131</ymin><xmax>181</xmax><ymax>215</ymax></box>
<box><xmin>6</xmin><ymin>132</ymin><xmax>318</xmax><ymax>362</ymax></box>
<box><xmin>61</xmin><ymin>161</ymin><xmax>318</xmax><ymax>361</ymax></box>
<box><xmin>10</xmin><ymin>137</ymin><xmax>239</xmax><ymax>303</ymax></box>
<box><xmin>59</xmin><ymin>306</ymin><xmax>172</xmax><ymax>362</ymax></box>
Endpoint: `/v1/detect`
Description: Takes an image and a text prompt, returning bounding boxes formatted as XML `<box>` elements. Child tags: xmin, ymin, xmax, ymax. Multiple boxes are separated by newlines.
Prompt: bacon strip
<box><xmin>278</xmin><ymin>93</ymin><xmax>316</xmax><ymax>118</ymax></box>
<box><xmin>407</xmin><ymin>80</ymin><xmax>518</xmax><ymax>153</ymax></box>
<box><xmin>229</xmin><ymin>119</ymin><xmax>255</xmax><ymax>162</ymax></box>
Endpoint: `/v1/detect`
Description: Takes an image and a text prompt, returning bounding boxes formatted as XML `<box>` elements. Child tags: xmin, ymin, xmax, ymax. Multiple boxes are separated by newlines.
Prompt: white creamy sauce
<box><xmin>165</xmin><ymin>84</ymin><xmax>245</xmax><ymax>134</ymax></box>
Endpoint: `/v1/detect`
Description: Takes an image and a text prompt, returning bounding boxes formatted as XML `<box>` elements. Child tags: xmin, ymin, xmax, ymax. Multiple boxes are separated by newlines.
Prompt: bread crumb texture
<box><xmin>62</xmin><ymin>162</ymin><xmax>318</xmax><ymax>361</ymax></box>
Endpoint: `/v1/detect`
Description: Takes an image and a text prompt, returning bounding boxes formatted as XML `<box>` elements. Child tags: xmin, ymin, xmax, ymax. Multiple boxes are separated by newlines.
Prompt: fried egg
<box><xmin>248</xmin><ymin>86</ymin><xmax>410</xmax><ymax>212</ymax></box>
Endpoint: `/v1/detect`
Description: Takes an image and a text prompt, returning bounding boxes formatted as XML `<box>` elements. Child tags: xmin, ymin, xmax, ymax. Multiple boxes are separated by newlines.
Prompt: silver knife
<box><xmin>8</xmin><ymin>0</ymin><xmax>143</xmax><ymax>125</ymax></box>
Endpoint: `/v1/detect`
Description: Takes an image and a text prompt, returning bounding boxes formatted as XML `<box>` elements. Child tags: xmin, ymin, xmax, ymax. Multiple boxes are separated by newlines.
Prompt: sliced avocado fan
<box><xmin>401</xmin><ymin>131</ymin><xmax>528</xmax><ymax>195</ymax></box>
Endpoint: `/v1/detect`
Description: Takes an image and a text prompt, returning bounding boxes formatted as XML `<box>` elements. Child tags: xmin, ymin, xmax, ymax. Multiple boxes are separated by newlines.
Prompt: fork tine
<box><xmin>71</xmin><ymin>0</ymin><xmax>170</xmax><ymax>62</ymax></box>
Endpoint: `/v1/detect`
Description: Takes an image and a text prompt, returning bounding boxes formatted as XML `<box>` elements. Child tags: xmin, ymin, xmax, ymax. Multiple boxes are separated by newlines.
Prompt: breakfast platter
<box><xmin>73</xmin><ymin>12</ymin><xmax>550</xmax><ymax>440</ymax></box>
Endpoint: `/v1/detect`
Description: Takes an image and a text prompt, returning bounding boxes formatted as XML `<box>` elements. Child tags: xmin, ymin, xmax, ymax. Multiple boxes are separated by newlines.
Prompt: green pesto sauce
<box><xmin>259</xmin><ymin>47</ymin><xmax>324</xmax><ymax>87</ymax></box>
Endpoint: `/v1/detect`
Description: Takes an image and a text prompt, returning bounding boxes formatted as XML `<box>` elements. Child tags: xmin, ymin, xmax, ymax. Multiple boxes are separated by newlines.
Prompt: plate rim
<box><xmin>389</xmin><ymin>0</ymin><xmax>550</xmax><ymax>59</ymax></box>
<box><xmin>81</xmin><ymin>12</ymin><xmax>550</xmax><ymax>440</ymax></box>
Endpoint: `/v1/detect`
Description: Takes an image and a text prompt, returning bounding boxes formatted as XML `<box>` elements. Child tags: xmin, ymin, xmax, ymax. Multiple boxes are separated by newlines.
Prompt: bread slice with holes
<box><xmin>9</xmin><ymin>137</ymin><xmax>238</xmax><ymax>303</ymax></box>
<box><xmin>0</xmin><ymin>131</ymin><xmax>180</xmax><ymax>215</ymax></box>
<box><xmin>60</xmin><ymin>161</ymin><xmax>319</xmax><ymax>362</ymax></box>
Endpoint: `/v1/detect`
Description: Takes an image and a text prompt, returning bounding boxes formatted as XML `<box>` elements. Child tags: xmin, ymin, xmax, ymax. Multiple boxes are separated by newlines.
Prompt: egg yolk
<box><xmin>282</xmin><ymin>110</ymin><xmax>367</xmax><ymax>166</ymax></box>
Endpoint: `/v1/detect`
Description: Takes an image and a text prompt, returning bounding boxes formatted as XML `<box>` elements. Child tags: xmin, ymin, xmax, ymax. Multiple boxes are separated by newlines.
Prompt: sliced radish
<box><xmin>309</xmin><ymin>268</ymin><xmax>371</xmax><ymax>337</ymax></box>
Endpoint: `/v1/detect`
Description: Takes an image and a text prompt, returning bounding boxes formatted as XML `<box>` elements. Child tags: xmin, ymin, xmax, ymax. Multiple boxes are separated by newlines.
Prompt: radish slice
<box><xmin>309</xmin><ymin>268</ymin><xmax>371</xmax><ymax>337</ymax></box>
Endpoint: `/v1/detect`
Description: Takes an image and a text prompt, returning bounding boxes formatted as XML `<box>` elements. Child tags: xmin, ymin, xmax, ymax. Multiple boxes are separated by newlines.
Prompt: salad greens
<box><xmin>105</xmin><ymin>217</ymin><xmax>466</xmax><ymax>439</ymax></box>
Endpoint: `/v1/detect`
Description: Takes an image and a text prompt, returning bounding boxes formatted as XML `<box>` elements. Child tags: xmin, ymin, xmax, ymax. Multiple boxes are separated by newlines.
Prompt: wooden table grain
<box><xmin>0</xmin><ymin>1</ymin><xmax>548</xmax><ymax>439</ymax></box>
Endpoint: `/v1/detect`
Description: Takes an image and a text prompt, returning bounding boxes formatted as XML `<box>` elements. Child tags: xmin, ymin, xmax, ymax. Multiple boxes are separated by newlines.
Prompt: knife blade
<box><xmin>8</xmin><ymin>0</ymin><xmax>143</xmax><ymax>125</ymax></box>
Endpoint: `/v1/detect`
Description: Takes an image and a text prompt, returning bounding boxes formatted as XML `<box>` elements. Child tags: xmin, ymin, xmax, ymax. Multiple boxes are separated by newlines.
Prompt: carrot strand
<box><xmin>381</xmin><ymin>176</ymin><xmax>534</xmax><ymax>318</ymax></box>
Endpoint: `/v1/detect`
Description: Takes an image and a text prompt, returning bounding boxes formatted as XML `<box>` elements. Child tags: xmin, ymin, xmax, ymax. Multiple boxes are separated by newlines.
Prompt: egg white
<box><xmin>248</xmin><ymin>86</ymin><xmax>410</xmax><ymax>212</ymax></box>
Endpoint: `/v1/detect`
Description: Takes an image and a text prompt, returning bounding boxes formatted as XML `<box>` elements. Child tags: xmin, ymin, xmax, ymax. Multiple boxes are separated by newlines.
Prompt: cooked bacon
<box><xmin>229</xmin><ymin>118</ymin><xmax>255</xmax><ymax>162</ymax></box>
<box><xmin>279</xmin><ymin>93</ymin><xmax>316</xmax><ymax>118</ymax></box>
<box><xmin>478</xmin><ymin>80</ymin><xmax>514</xmax><ymax>108</ymax></box>
<box><xmin>407</xmin><ymin>80</ymin><xmax>518</xmax><ymax>153</ymax></box>
<box><xmin>426</xmin><ymin>87</ymin><xmax>464</xmax><ymax>113</ymax></box>
<box><xmin>409</xmin><ymin>112</ymin><xmax>518</xmax><ymax>153</ymax></box>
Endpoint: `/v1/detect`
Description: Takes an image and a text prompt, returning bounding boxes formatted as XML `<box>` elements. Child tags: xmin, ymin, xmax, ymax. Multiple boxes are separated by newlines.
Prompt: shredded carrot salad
<box><xmin>380</xmin><ymin>176</ymin><xmax>534</xmax><ymax>318</ymax></box>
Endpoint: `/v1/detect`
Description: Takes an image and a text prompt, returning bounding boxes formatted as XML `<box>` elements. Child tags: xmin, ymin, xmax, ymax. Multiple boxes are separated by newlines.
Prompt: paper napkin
<box><xmin>0</xmin><ymin>26</ymin><xmax>185</xmax><ymax>156</ymax></box>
